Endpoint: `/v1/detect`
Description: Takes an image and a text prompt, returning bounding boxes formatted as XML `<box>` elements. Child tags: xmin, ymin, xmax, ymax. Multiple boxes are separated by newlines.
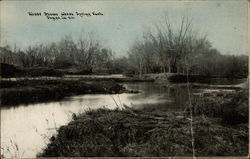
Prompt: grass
<box><xmin>0</xmin><ymin>80</ymin><xmax>127</xmax><ymax>106</ymax></box>
<box><xmin>190</xmin><ymin>89</ymin><xmax>248</xmax><ymax>124</ymax></box>
<box><xmin>38</xmin><ymin>89</ymin><xmax>248</xmax><ymax>157</ymax></box>
<box><xmin>1</xmin><ymin>63</ymin><xmax>154</xmax><ymax>82</ymax></box>
<box><xmin>76</xmin><ymin>76</ymin><xmax>155</xmax><ymax>82</ymax></box>
<box><xmin>168</xmin><ymin>74</ymin><xmax>246</xmax><ymax>83</ymax></box>
<box><xmin>1</xmin><ymin>63</ymin><xmax>63</xmax><ymax>78</ymax></box>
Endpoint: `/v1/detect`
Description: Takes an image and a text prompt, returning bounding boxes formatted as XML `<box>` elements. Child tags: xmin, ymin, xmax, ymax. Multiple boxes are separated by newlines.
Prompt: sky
<box><xmin>0</xmin><ymin>0</ymin><xmax>248</xmax><ymax>56</ymax></box>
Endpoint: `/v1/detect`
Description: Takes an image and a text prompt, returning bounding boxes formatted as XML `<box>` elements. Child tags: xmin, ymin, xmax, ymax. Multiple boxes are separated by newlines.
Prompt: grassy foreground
<box><xmin>0</xmin><ymin>80</ymin><xmax>127</xmax><ymax>106</ymax></box>
<box><xmin>38</xmin><ymin>89</ymin><xmax>248</xmax><ymax>157</ymax></box>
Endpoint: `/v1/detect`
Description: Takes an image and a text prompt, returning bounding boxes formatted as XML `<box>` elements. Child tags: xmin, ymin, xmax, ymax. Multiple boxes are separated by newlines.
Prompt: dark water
<box><xmin>0</xmin><ymin>81</ymin><xmax>241</xmax><ymax>158</ymax></box>
<box><xmin>122</xmin><ymin>82</ymin><xmax>192</xmax><ymax>110</ymax></box>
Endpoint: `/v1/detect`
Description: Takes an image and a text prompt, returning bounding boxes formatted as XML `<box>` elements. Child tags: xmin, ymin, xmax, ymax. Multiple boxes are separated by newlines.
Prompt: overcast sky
<box><xmin>0</xmin><ymin>0</ymin><xmax>248</xmax><ymax>56</ymax></box>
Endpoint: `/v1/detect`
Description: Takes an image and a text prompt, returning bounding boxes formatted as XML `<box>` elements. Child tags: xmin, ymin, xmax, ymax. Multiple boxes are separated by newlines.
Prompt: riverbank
<box><xmin>2</xmin><ymin>63</ymin><xmax>247</xmax><ymax>84</ymax></box>
<box><xmin>138</xmin><ymin>73</ymin><xmax>247</xmax><ymax>84</ymax></box>
<box><xmin>0</xmin><ymin>80</ymin><xmax>133</xmax><ymax>106</ymax></box>
<box><xmin>1</xmin><ymin>63</ymin><xmax>155</xmax><ymax>82</ymax></box>
<box><xmin>38</xmin><ymin>88</ymin><xmax>248</xmax><ymax>157</ymax></box>
<box><xmin>1</xmin><ymin>63</ymin><xmax>64</xmax><ymax>78</ymax></box>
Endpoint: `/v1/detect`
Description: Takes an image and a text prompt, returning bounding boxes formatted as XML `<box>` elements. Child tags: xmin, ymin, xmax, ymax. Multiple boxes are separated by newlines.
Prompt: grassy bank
<box><xmin>1</xmin><ymin>63</ymin><xmax>155</xmax><ymax>82</ymax></box>
<box><xmin>67</xmin><ymin>76</ymin><xmax>155</xmax><ymax>82</ymax></box>
<box><xmin>131</xmin><ymin>73</ymin><xmax>246</xmax><ymax>84</ymax></box>
<box><xmin>191</xmin><ymin>89</ymin><xmax>248</xmax><ymax>124</ymax></box>
<box><xmin>0</xmin><ymin>80</ymin><xmax>128</xmax><ymax>106</ymax></box>
<box><xmin>1</xmin><ymin>63</ymin><xmax>64</xmax><ymax>78</ymax></box>
<box><xmin>167</xmin><ymin>74</ymin><xmax>246</xmax><ymax>83</ymax></box>
<box><xmin>3</xmin><ymin>63</ymin><xmax>244</xmax><ymax>84</ymax></box>
<box><xmin>38</xmin><ymin>89</ymin><xmax>248</xmax><ymax>157</ymax></box>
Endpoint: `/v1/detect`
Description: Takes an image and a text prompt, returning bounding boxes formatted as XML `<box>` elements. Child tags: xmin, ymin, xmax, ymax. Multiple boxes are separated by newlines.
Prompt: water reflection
<box><xmin>1</xmin><ymin>82</ymin><xmax>196</xmax><ymax>158</ymax></box>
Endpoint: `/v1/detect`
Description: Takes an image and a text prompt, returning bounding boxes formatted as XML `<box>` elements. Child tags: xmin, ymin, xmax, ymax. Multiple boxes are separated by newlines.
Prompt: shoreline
<box><xmin>38</xmin><ymin>89</ymin><xmax>248</xmax><ymax>157</ymax></box>
<box><xmin>1</xmin><ymin>75</ymin><xmax>247</xmax><ymax>107</ymax></box>
<box><xmin>0</xmin><ymin>80</ymin><xmax>132</xmax><ymax>107</ymax></box>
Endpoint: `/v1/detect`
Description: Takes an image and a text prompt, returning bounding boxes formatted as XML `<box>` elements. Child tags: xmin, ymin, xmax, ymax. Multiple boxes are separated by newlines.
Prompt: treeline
<box><xmin>0</xmin><ymin>16</ymin><xmax>248</xmax><ymax>77</ymax></box>
<box><xmin>125</xmin><ymin>16</ymin><xmax>248</xmax><ymax>78</ymax></box>
<box><xmin>1</xmin><ymin>34</ymin><xmax>114</xmax><ymax>74</ymax></box>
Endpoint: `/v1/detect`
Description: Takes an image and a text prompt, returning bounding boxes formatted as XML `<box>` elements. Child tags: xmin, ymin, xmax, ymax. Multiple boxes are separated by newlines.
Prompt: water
<box><xmin>0</xmin><ymin>81</ymin><xmax>237</xmax><ymax>158</ymax></box>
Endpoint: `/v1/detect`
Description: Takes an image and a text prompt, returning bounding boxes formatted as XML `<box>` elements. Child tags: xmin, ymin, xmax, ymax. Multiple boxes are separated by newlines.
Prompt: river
<box><xmin>0</xmin><ymin>81</ymin><xmax>243</xmax><ymax>158</ymax></box>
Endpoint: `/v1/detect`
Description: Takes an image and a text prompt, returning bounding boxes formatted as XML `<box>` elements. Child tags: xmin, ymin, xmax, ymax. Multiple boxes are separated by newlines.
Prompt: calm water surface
<box><xmin>0</xmin><ymin>81</ymin><xmax>233</xmax><ymax>158</ymax></box>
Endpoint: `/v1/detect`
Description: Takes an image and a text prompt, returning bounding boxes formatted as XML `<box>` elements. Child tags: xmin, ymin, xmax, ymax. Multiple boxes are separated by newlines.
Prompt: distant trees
<box><xmin>0</xmin><ymin>46</ymin><xmax>21</xmax><ymax>65</ymax></box>
<box><xmin>127</xmin><ymin>15</ymin><xmax>248</xmax><ymax>78</ymax></box>
<box><xmin>1</xmin><ymin>33</ymin><xmax>115</xmax><ymax>74</ymax></box>
<box><xmin>0</xmin><ymin>15</ymin><xmax>248</xmax><ymax>78</ymax></box>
